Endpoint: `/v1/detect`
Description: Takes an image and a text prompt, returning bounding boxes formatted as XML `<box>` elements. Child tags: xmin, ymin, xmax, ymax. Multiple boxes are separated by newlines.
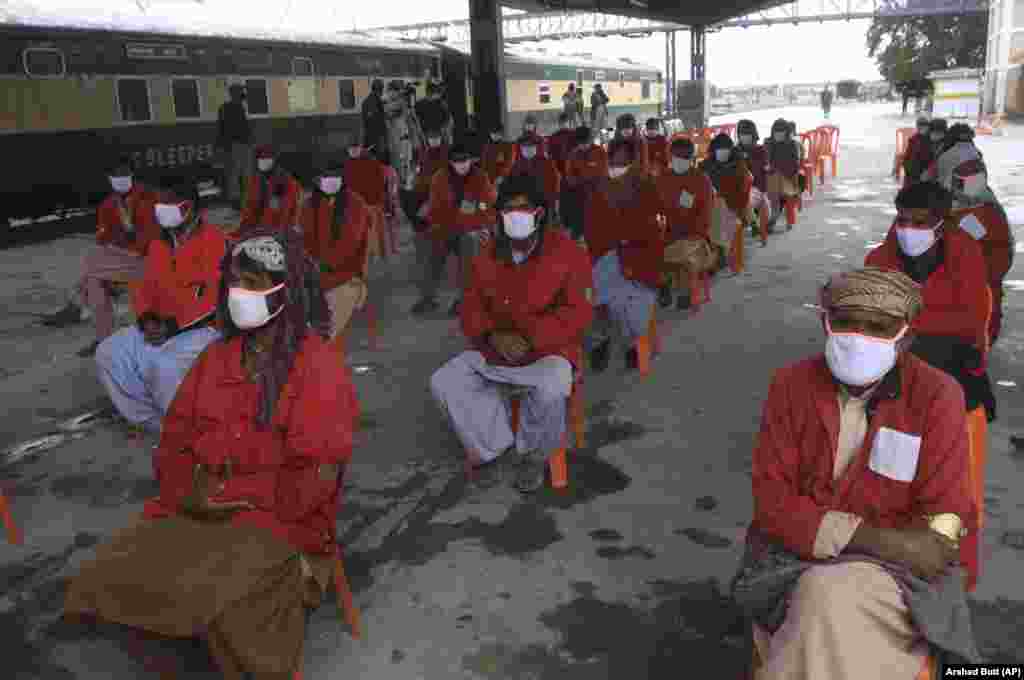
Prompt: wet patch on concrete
<box><xmin>675</xmin><ymin>527</ymin><xmax>733</xmax><ymax>549</ymax></box>
<box><xmin>595</xmin><ymin>545</ymin><xmax>656</xmax><ymax>560</ymax></box>
<box><xmin>970</xmin><ymin>597</ymin><xmax>1024</xmax><ymax>662</ymax></box>
<box><xmin>695</xmin><ymin>496</ymin><xmax>718</xmax><ymax>511</ymax></box>
<box><xmin>586</xmin><ymin>399</ymin><xmax>616</xmax><ymax>421</ymax></box>
<box><xmin>534</xmin><ymin>452</ymin><xmax>633</xmax><ymax>511</ymax></box>
<box><xmin>48</xmin><ymin>471</ymin><xmax>159</xmax><ymax>508</ymax></box>
<box><xmin>588</xmin><ymin>528</ymin><xmax>623</xmax><ymax>542</ymax></box>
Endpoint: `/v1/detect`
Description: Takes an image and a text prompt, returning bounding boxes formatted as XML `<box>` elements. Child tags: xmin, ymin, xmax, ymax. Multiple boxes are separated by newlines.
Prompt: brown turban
<box><xmin>821</xmin><ymin>267</ymin><xmax>923</xmax><ymax>322</ymax></box>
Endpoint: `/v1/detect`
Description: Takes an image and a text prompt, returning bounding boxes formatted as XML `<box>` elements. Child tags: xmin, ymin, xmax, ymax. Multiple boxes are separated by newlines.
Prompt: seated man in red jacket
<box><xmin>510</xmin><ymin>131</ymin><xmax>561</xmax><ymax>219</ymax></box>
<box><xmin>733</xmin><ymin>266</ymin><xmax>980</xmax><ymax>679</ymax></box>
<box><xmin>865</xmin><ymin>181</ymin><xmax>996</xmax><ymax>426</ymax></box>
<box><xmin>643</xmin><ymin>117</ymin><xmax>670</xmax><ymax>177</ymax></box>
<box><xmin>238</xmin><ymin>145</ymin><xmax>302</xmax><ymax>233</ymax></box>
<box><xmin>545</xmin><ymin>112</ymin><xmax>577</xmax><ymax>178</ymax></box>
<box><xmin>584</xmin><ymin>139</ymin><xmax>665</xmax><ymax>372</ymax></box>
<box><xmin>412</xmin><ymin>139</ymin><xmax>497</xmax><ymax>317</ymax></box>
<box><xmin>66</xmin><ymin>228</ymin><xmax>358</xmax><ymax>679</ymax></box>
<box><xmin>95</xmin><ymin>178</ymin><xmax>226</xmax><ymax>433</ymax></box>
<box><xmin>430</xmin><ymin>172</ymin><xmax>593</xmax><ymax>493</ymax></box>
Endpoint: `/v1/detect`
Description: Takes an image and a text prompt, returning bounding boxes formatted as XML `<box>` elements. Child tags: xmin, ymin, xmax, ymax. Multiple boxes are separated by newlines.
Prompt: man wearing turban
<box><xmin>733</xmin><ymin>266</ymin><xmax>981</xmax><ymax>679</ymax></box>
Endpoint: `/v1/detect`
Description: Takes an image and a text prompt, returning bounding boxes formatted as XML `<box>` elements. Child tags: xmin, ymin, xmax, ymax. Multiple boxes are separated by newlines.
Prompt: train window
<box><xmin>538</xmin><ymin>83</ymin><xmax>551</xmax><ymax>104</ymax></box>
<box><xmin>642</xmin><ymin>80</ymin><xmax>652</xmax><ymax>99</ymax></box>
<box><xmin>172</xmin><ymin>79</ymin><xmax>201</xmax><ymax>119</ymax></box>
<box><xmin>23</xmin><ymin>47</ymin><xmax>66</xmax><ymax>78</ymax></box>
<box><xmin>117</xmin><ymin>78</ymin><xmax>152</xmax><ymax>122</ymax></box>
<box><xmin>339</xmin><ymin>79</ymin><xmax>356</xmax><ymax>110</ymax></box>
<box><xmin>244</xmin><ymin>78</ymin><xmax>269</xmax><ymax>115</ymax></box>
<box><xmin>292</xmin><ymin>57</ymin><xmax>314</xmax><ymax>77</ymax></box>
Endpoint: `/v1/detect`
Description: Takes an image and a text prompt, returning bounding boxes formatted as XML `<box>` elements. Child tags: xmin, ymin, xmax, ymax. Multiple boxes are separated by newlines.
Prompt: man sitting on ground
<box><xmin>430</xmin><ymin>173</ymin><xmax>592</xmax><ymax>493</ymax></box>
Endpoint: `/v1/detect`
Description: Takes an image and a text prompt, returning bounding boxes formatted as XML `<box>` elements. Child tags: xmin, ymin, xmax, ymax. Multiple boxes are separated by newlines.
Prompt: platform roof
<box><xmin>499</xmin><ymin>0</ymin><xmax>795</xmax><ymax>28</ymax></box>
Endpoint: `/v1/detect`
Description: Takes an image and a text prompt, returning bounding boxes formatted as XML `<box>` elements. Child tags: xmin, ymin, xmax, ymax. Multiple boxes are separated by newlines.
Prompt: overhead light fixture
<box><xmin>629</xmin><ymin>0</ymin><xmax>648</xmax><ymax>7</ymax></box>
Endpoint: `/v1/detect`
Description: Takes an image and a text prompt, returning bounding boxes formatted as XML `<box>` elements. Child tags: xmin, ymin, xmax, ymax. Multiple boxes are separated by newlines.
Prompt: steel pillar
<box><xmin>665</xmin><ymin>30</ymin><xmax>677</xmax><ymax>116</ymax></box>
<box><xmin>469</xmin><ymin>0</ymin><xmax>507</xmax><ymax>139</ymax></box>
<box><xmin>690</xmin><ymin>25</ymin><xmax>705</xmax><ymax>82</ymax></box>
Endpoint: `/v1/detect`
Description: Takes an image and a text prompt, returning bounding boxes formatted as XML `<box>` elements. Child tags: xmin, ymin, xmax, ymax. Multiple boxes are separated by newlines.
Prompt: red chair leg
<box><xmin>0</xmin><ymin>490</ymin><xmax>21</xmax><ymax>545</ymax></box>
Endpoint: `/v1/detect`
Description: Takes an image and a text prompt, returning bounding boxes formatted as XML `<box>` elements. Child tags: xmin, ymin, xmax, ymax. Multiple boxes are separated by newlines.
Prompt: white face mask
<box><xmin>825</xmin><ymin>321</ymin><xmax>908</xmax><ymax>387</ymax></box>
<box><xmin>428</xmin><ymin>137</ymin><xmax>441</xmax><ymax>147</ymax></box>
<box><xmin>520</xmin><ymin>146</ymin><xmax>537</xmax><ymax>160</ymax></box>
<box><xmin>228</xmin><ymin>283</ymin><xmax>286</xmax><ymax>330</ymax></box>
<box><xmin>348</xmin><ymin>147</ymin><xmax>363</xmax><ymax>158</ymax></box>
<box><xmin>714</xmin><ymin>149</ymin><xmax>730</xmax><ymax>163</ymax></box>
<box><xmin>318</xmin><ymin>176</ymin><xmax>342</xmax><ymax>195</ymax></box>
<box><xmin>491</xmin><ymin>133</ymin><xmax>503</xmax><ymax>142</ymax></box>
<box><xmin>671</xmin><ymin>158</ymin><xmax>691</xmax><ymax>174</ymax></box>
<box><xmin>645</xmin><ymin>129</ymin><xmax>659</xmax><ymax>138</ymax></box>
<box><xmin>621</xmin><ymin>128</ymin><xmax>635</xmax><ymax>138</ymax></box>
<box><xmin>257</xmin><ymin>158</ymin><xmax>274</xmax><ymax>172</ymax></box>
<box><xmin>609</xmin><ymin>166</ymin><xmax>629</xmax><ymax>179</ymax></box>
<box><xmin>155</xmin><ymin>202</ymin><xmax>188</xmax><ymax>229</ymax></box>
<box><xmin>739</xmin><ymin>134</ymin><xmax>753</xmax><ymax>146</ymax></box>
<box><xmin>502</xmin><ymin>210</ymin><xmax>538</xmax><ymax>240</ymax></box>
<box><xmin>917</xmin><ymin>127</ymin><xmax>929</xmax><ymax>136</ymax></box>
<box><xmin>110</xmin><ymin>176</ymin><xmax>133</xmax><ymax>194</ymax></box>
<box><xmin>896</xmin><ymin>221</ymin><xmax>940</xmax><ymax>257</ymax></box>
<box><xmin>773</xmin><ymin>131</ymin><xmax>785</xmax><ymax>142</ymax></box>
<box><xmin>452</xmin><ymin>160</ymin><xmax>472</xmax><ymax>176</ymax></box>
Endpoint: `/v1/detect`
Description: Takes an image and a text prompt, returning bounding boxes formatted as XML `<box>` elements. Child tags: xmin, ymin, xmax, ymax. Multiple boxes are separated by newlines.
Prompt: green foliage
<box><xmin>866</xmin><ymin>11</ymin><xmax>988</xmax><ymax>92</ymax></box>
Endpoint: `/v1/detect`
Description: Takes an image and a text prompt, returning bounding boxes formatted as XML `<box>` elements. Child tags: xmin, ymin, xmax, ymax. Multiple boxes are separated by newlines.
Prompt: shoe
<box><xmin>411</xmin><ymin>298</ymin><xmax>439</xmax><ymax>315</ymax></box>
<box><xmin>625</xmin><ymin>347</ymin><xmax>639</xmax><ymax>371</ymax></box>
<box><xmin>40</xmin><ymin>302</ymin><xmax>84</xmax><ymax>328</ymax></box>
<box><xmin>589</xmin><ymin>339</ymin><xmax>611</xmax><ymax>373</ymax></box>
<box><xmin>513</xmin><ymin>451</ymin><xmax>546</xmax><ymax>494</ymax></box>
<box><xmin>76</xmin><ymin>340</ymin><xmax>100</xmax><ymax>358</ymax></box>
<box><xmin>657</xmin><ymin>285</ymin><xmax>673</xmax><ymax>309</ymax></box>
<box><xmin>676</xmin><ymin>292</ymin><xmax>692</xmax><ymax>311</ymax></box>
<box><xmin>448</xmin><ymin>298</ymin><xmax>462</xmax><ymax>317</ymax></box>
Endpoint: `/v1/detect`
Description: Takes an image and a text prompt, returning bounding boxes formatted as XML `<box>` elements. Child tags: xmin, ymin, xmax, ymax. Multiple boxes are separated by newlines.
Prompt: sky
<box><xmin>4</xmin><ymin>0</ymin><xmax>884</xmax><ymax>87</ymax></box>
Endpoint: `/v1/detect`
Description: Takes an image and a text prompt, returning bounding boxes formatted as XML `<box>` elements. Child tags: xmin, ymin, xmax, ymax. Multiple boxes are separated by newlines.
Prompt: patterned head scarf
<box><xmin>216</xmin><ymin>227</ymin><xmax>331</xmax><ymax>427</ymax></box>
<box><xmin>820</xmin><ymin>267</ymin><xmax>923</xmax><ymax>323</ymax></box>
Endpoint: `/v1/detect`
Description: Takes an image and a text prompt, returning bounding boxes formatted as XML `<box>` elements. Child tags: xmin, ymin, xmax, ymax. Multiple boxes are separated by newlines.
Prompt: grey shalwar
<box><xmin>430</xmin><ymin>351</ymin><xmax>572</xmax><ymax>465</ymax></box>
<box><xmin>584</xmin><ymin>251</ymin><xmax>656</xmax><ymax>351</ymax></box>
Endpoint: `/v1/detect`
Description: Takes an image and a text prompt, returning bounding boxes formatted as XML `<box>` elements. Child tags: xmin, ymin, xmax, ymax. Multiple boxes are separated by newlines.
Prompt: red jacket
<box><xmin>509</xmin><ymin>155</ymin><xmax>561</xmax><ymax>207</ymax></box>
<box><xmin>644</xmin><ymin>134</ymin><xmax>670</xmax><ymax>176</ymax></box>
<box><xmin>344</xmin><ymin>157</ymin><xmax>389</xmax><ymax>208</ymax></box>
<box><xmin>546</xmin><ymin>129</ymin><xmax>576</xmax><ymax>176</ymax></box>
<box><xmin>751</xmin><ymin>353</ymin><xmax>977</xmax><ymax>585</ymax></box>
<box><xmin>655</xmin><ymin>169</ymin><xmax>714</xmax><ymax>241</ymax></box>
<box><xmin>481</xmin><ymin>142</ymin><xmax>519</xmax><ymax>184</ymax></box>
<box><xmin>903</xmin><ymin>134</ymin><xmax>934</xmax><ymax>183</ymax></box>
<box><xmin>96</xmin><ymin>186</ymin><xmax>159</xmax><ymax>255</ymax></box>
<box><xmin>950</xmin><ymin>204</ymin><xmax>1014</xmax><ymax>288</ymax></box>
<box><xmin>865</xmin><ymin>226</ymin><xmax>989</xmax><ymax>351</ymax></box>
<box><xmin>144</xmin><ymin>333</ymin><xmax>359</xmax><ymax>555</ymax></box>
<box><xmin>239</xmin><ymin>172</ymin><xmax>302</xmax><ymax>231</ymax></box>
<box><xmin>564</xmin><ymin>144</ymin><xmax>609</xmax><ymax>189</ymax></box>
<box><xmin>739</xmin><ymin>144</ymin><xmax>769</xmax><ymax>192</ymax></box>
<box><xmin>414</xmin><ymin>145</ymin><xmax>449</xmax><ymax>196</ymax></box>
<box><xmin>585</xmin><ymin>175</ymin><xmax>666</xmax><ymax>289</ymax></box>
<box><xmin>426</xmin><ymin>166</ymin><xmax>497</xmax><ymax>238</ymax></box>
<box><xmin>461</xmin><ymin>228</ymin><xmax>593</xmax><ymax>370</ymax></box>
<box><xmin>301</xmin><ymin>190</ymin><xmax>371</xmax><ymax>291</ymax></box>
<box><xmin>132</xmin><ymin>222</ymin><xmax>226</xmax><ymax>329</ymax></box>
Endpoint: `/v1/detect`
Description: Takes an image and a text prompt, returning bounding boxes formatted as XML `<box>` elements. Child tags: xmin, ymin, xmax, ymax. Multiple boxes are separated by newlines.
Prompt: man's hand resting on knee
<box><xmin>847</xmin><ymin>524</ymin><xmax>960</xmax><ymax>582</ymax></box>
<box><xmin>489</xmin><ymin>331</ymin><xmax>531</xmax><ymax>363</ymax></box>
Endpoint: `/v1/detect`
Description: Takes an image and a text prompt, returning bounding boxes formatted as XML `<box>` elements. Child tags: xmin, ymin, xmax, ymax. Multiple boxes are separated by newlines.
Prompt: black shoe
<box><xmin>40</xmin><ymin>302</ymin><xmax>84</xmax><ymax>328</ymax></box>
<box><xmin>589</xmin><ymin>339</ymin><xmax>611</xmax><ymax>373</ymax></box>
<box><xmin>625</xmin><ymin>347</ymin><xmax>639</xmax><ymax>371</ymax></box>
<box><xmin>676</xmin><ymin>292</ymin><xmax>692</xmax><ymax>311</ymax></box>
<box><xmin>76</xmin><ymin>340</ymin><xmax>100</xmax><ymax>358</ymax></box>
<box><xmin>657</xmin><ymin>285</ymin><xmax>673</xmax><ymax>308</ymax></box>
<box><xmin>448</xmin><ymin>298</ymin><xmax>462</xmax><ymax>317</ymax></box>
<box><xmin>411</xmin><ymin>298</ymin><xmax>439</xmax><ymax>315</ymax></box>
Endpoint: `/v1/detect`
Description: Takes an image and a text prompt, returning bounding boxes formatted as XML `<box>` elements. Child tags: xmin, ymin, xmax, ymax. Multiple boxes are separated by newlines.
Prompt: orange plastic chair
<box><xmin>816</xmin><ymin>125</ymin><xmax>840</xmax><ymax>180</ymax></box>
<box><xmin>893</xmin><ymin>127</ymin><xmax>915</xmax><ymax>181</ymax></box>
<box><xmin>798</xmin><ymin>132</ymin><xmax>817</xmax><ymax>198</ymax></box>
<box><xmin>504</xmin><ymin>371</ymin><xmax>585</xmax><ymax>489</ymax></box>
<box><xmin>730</xmin><ymin>217</ymin><xmax>746</xmax><ymax>274</ymax></box>
<box><xmin>636</xmin><ymin>304</ymin><xmax>660</xmax><ymax>378</ymax></box>
<box><xmin>1</xmin><ymin>489</ymin><xmax>21</xmax><ymax>544</ymax></box>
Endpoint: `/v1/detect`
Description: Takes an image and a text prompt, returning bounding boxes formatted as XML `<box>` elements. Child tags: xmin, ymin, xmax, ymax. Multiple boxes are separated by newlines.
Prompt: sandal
<box><xmin>513</xmin><ymin>452</ymin><xmax>546</xmax><ymax>494</ymax></box>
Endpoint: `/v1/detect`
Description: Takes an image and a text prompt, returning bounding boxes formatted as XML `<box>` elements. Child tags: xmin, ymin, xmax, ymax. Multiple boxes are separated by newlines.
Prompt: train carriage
<box><xmin>0</xmin><ymin>21</ymin><xmax>440</xmax><ymax>225</ymax></box>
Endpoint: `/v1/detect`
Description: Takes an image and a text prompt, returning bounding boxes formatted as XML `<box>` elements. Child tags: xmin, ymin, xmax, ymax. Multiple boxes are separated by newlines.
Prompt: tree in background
<box><xmin>866</xmin><ymin>7</ymin><xmax>987</xmax><ymax>112</ymax></box>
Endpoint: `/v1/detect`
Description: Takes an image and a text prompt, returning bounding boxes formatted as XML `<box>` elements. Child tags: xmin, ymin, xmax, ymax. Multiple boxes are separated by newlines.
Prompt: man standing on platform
<box><xmin>216</xmin><ymin>84</ymin><xmax>252</xmax><ymax>210</ymax></box>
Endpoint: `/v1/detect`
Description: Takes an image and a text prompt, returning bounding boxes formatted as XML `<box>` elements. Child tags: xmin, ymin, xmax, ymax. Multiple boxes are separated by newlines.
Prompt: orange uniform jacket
<box><xmin>750</xmin><ymin>353</ymin><xmax>977</xmax><ymax>587</ymax></box>
<box><xmin>710</xmin><ymin>163</ymin><xmax>754</xmax><ymax>217</ymax></box>
<box><xmin>132</xmin><ymin>222</ymin><xmax>226</xmax><ymax>330</ymax></box>
<box><xmin>239</xmin><ymin>172</ymin><xmax>302</xmax><ymax>230</ymax></box>
<box><xmin>545</xmin><ymin>129</ymin><xmax>576</xmax><ymax>176</ymax></box>
<box><xmin>96</xmin><ymin>187</ymin><xmax>160</xmax><ymax>255</ymax></box>
<box><xmin>865</xmin><ymin>226</ymin><xmax>989</xmax><ymax>351</ymax></box>
<box><xmin>344</xmin><ymin>157</ymin><xmax>389</xmax><ymax>209</ymax></box>
<box><xmin>301</xmin><ymin>190</ymin><xmax>371</xmax><ymax>291</ymax></box>
<box><xmin>584</xmin><ymin>176</ymin><xmax>666</xmax><ymax>289</ymax></box>
<box><xmin>509</xmin><ymin>155</ymin><xmax>561</xmax><ymax>208</ymax></box>
<box><xmin>415</xmin><ymin>145</ymin><xmax>450</xmax><ymax>196</ymax></box>
<box><xmin>461</xmin><ymin>229</ymin><xmax>594</xmax><ymax>370</ymax></box>
<box><xmin>481</xmin><ymin>142</ymin><xmax>519</xmax><ymax>184</ymax></box>
<box><xmin>951</xmin><ymin>204</ymin><xmax>1014</xmax><ymax>289</ymax></box>
<box><xmin>564</xmin><ymin>145</ymin><xmax>609</xmax><ymax>190</ymax></box>
<box><xmin>145</xmin><ymin>333</ymin><xmax>359</xmax><ymax>555</ymax></box>
<box><xmin>655</xmin><ymin>170</ymin><xmax>715</xmax><ymax>241</ymax></box>
<box><xmin>427</xmin><ymin>167</ymin><xmax>497</xmax><ymax>238</ymax></box>
<box><xmin>645</xmin><ymin>134</ymin><xmax>670</xmax><ymax>176</ymax></box>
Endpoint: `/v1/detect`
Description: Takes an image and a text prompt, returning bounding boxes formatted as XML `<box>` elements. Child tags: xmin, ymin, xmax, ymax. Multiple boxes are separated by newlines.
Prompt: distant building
<box><xmin>928</xmin><ymin>68</ymin><xmax>983</xmax><ymax>120</ymax></box>
<box><xmin>982</xmin><ymin>0</ymin><xmax>1024</xmax><ymax>117</ymax></box>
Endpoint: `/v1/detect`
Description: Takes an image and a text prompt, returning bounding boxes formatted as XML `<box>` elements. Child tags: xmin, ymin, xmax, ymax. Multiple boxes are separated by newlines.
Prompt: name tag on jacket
<box><xmin>869</xmin><ymin>427</ymin><xmax>921</xmax><ymax>482</ymax></box>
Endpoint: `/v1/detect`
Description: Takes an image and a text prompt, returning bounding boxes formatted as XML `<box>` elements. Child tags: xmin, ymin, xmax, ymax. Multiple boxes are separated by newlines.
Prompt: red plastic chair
<box><xmin>816</xmin><ymin>125</ymin><xmax>840</xmax><ymax>181</ymax></box>
<box><xmin>798</xmin><ymin>132</ymin><xmax>818</xmax><ymax>199</ymax></box>
<box><xmin>893</xmin><ymin>127</ymin><xmax>915</xmax><ymax>181</ymax></box>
